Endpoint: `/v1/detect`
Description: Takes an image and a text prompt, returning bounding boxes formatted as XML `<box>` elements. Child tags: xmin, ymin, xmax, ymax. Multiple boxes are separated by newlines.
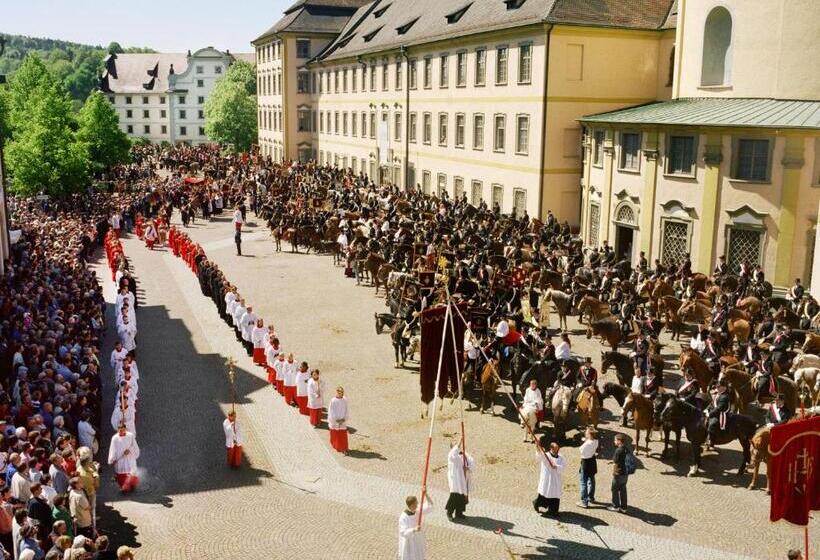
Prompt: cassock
<box><xmin>327</xmin><ymin>396</ymin><xmax>349</xmax><ymax>453</ymax></box>
<box><xmin>251</xmin><ymin>326</ymin><xmax>267</xmax><ymax>365</ymax></box>
<box><xmin>523</xmin><ymin>386</ymin><xmax>544</xmax><ymax>421</ymax></box>
<box><xmin>118</xmin><ymin>321</ymin><xmax>137</xmax><ymax>352</ymax></box>
<box><xmin>107</xmin><ymin>431</ymin><xmax>140</xmax><ymax>492</ymax></box>
<box><xmin>223</xmin><ymin>418</ymin><xmax>243</xmax><ymax>467</ymax></box>
<box><xmin>111</xmin><ymin>406</ymin><xmax>136</xmax><ymax>434</ymax></box>
<box><xmin>445</xmin><ymin>445</ymin><xmax>475</xmax><ymax>517</ymax></box>
<box><xmin>295</xmin><ymin>368</ymin><xmax>310</xmax><ymax>415</ymax></box>
<box><xmin>273</xmin><ymin>357</ymin><xmax>286</xmax><ymax>394</ymax></box>
<box><xmin>535</xmin><ymin>450</ymin><xmax>565</xmax><ymax>513</ymax></box>
<box><xmin>265</xmin><ymin>344</ymin><xmax>281</xmax><ymax>384</ymax></box>
<box><xmin>110</xmin><ymin>347</ymin><xmax>128</xmax><ymax>371</ymax></box>
<box><xmin>283</xmin><ymin>360</ymin><xmax>298</xmax><ymax>405</ymax></box>
<box><xmin>398</xmin><ymin>499</ymin><xmax>431</xmax><ymax>560</ymax></box>
<box><xmin>307</xmin><ymin>378</ymin><xmax>325</xmax><ymax>426</ymax></box>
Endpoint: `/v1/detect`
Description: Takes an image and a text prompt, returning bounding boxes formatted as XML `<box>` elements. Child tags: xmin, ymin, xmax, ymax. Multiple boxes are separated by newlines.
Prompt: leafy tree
<box><xmin>76</xmin><ymin>90</ymin><xmax>130</xmax><ymax>174</ymax></box>
<box><xmin>224</xmin><ymin>60</ymin><xmax>257</xmax><ymax>95</ymax></box>
<box><xmin>5</xmin><ymin>80</ymin><xmax>89</xmax><ymax>196</ymax></box>
<box><xmin>4</xmin><ymin>54</ymin><xmax>51</xmax><ymax>131</ymax></box>
<box><xmin>107</xmin><ymin>41</ymin><xmax>124</xmax><ymax>54</ymax></box>
<box><xmin>204</xmin><ymin>79</ymin><xmax>257</xmax><ymax>152</ymax></box>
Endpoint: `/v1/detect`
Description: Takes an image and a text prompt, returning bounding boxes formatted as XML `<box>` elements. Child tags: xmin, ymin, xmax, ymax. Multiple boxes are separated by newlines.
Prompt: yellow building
<box><xmin>579</xmin><ymin>0</ymin><xmax>820</xmax><ymax>291</ymax></box>
<box><xmin>252</xmin><ymin>0</ymin><xmax>678</xmax><ymax>222</ymax></box>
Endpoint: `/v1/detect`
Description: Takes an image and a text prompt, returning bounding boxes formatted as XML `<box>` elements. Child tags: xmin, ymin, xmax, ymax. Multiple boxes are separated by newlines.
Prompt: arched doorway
<box><xmin>613</xmin><ymin>203</ymin><xmax>638</xmax><ymax>263</ymax></box>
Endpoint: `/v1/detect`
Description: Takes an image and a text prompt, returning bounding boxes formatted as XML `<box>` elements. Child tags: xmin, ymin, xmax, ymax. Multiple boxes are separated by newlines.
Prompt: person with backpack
<box><xmin>609</xmin><ymin>433</ymin><xmax>634</xmax><ymax>513</ymax></box>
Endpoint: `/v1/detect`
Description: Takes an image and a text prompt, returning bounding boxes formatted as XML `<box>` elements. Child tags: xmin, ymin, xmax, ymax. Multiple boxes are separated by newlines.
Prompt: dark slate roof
<box><xmin>319</xmin><ymin>0</ymin><xmax>675</xmax><ymax>61</ymax></box>
<box><xmin>579</xmin><ymin>98</ymin><xmax>820</xmax><ymax>129</ymax></box>
<box><xmin>253</xmin><ymin>0</ymin><xmax>371</xmax><ymax>42</ymax></box>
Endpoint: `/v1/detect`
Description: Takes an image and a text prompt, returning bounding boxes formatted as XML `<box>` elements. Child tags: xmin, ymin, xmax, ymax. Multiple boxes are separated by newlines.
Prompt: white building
<box><xmin>100</xmin><ymin>47</ymin><xmax>255</xmax><ymax>145</ymax></box>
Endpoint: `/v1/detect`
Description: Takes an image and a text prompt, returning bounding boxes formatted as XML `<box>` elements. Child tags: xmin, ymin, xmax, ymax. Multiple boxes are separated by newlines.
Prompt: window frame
<box><xmin>456</xmin><ymin>51</ymin><xmax>467</xmax><ymax>87</ymax></box>
<box><xmin>664</xmin><ymin>133</ymin><xmax>698</xmax><ymax>178</ymax></box>
<box><xmin>592</xmin><ymin>129</ymin><xmax>605</xmax><ymax>167</ymax></box>
<box><xmin>515</xmin><ymin>114</ymin><xmax>529</xmax><ymax>155</ymax></box>
<box><xmin>438</xmin><ymin>112</ymin><xmax>448</xmax><ymax>146</ymax></box>
<box><xmin>517</xmin><ymin>42</ymin><xmax>532</xmax><ymax>84</ymax></box>
<box><xmin>423</xmin><ymin>57</ymin><xmax>433</xmax><ymax>89</ymax></box>
<box><xmin>473</xmin><ymin>113</ymin><xmax>485</xmax><ymax>150</ymax></box>
<box><xmin>423</xmin><ymin>112</ymin><xmax>432</xmax><ymax>145</ymax></box>
<box><xmin>731</xmin><ymin>137</ymin><xmax>773</xmax><ymax>183</ymax></box>
<box><xmin>439</xmin><ymin>53</ymin><xmax>449</xmax><ymax>89</ymax></box>
<box><xmin>475</xmin><ymin>48</ymin><xmax>486</xmax><ymax>86</ymax></box>
<box><xmin>455</xmin><ymin>113</ymin><xmax>466</xmax><ymax>149</ymax></box>
<box><xmin>495</xmin><ymin>45</ymin><xmax>508</xmax><ymax>85</ymax></box>
<box><xmin>493</xmin><ymin>113</ymin><xmax>506</xmax><ymax>152</ymax></box>
<box><xmin>618</xmin><ymin>131</ymin><xmax>642</xmax><ymax>172</ymax></box>
<box><xmin>409</xmin><ymin>112</ymin><xmax>418</xmax><ymax>143</ymax></box>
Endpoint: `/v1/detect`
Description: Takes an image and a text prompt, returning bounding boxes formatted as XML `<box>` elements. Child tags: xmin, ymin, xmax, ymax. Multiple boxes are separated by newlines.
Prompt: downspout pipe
<box><xmin>536</xmin><ymin>24</ymin><xmax>553</xmax><ymax>220</ymax></box>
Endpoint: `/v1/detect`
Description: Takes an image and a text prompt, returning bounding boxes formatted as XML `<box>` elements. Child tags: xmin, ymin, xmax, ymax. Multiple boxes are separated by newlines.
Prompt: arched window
<box><xmin>701</xmin><ymin>7</ymin><xmax>732</xmax><ymax>86</ymax></box>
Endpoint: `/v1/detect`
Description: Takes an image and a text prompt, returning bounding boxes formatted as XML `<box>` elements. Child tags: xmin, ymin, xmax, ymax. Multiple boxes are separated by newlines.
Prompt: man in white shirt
<box><xmin>117</xmin><ymin>318</ymin><xmax>137</xmax><ymax>354</ymax></box>
<box><xmin>223</xmin><ymin>411</ymin><xmax>243</xmax><ymax>468</ymax></box>
<box><xmin>327</xmin><ymin>387</ymin><xmax>349</xmax><ymax>454</ymax></box>
<box><xmin>533</xmin><ymin>440</ymin><xmax>566</xmax><ymax>518</ymax></box>
<box><xmin>240</xmin><ymin>306</ymin><xmax>257</xmax><ymax>356</ymax></box>
<box><xmin>521</xmin><ymin>379</ymin><xmax>544</xmax><ymax>442</ymax></box>
<box><xmin>108</xmin><ymin>424</ymin><xmax>140</xmax><ymax>493</ymax></box>
<box><xmin>445</xmin><ymin>439</ymin><xmax>475</xmax><ymax>520</ymax></box>
<box><xmin>398</xmin><ymin>495</ymin><xmax>432</xmax><ymax>560</ymax></box>
<box><xmin>306</xmin><ymin>369</ymin><xmax>325</xmax><ymax>427</ymax></box>
<box><xmin>109</xmin><ymin>342</ymin><xmax>127</xmax><ymax>373</ymax></box>
<box><xmin>232</xmin><ymin>299</ymin><xmax>247</xmax><ymax>343</ymax></box>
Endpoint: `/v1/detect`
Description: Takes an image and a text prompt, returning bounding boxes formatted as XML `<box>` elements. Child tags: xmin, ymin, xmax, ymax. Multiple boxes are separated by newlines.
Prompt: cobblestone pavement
<box><xmin>92</xmin><ymin>213</ymin><xmax>816</xmax><ymax>559</ymax></box>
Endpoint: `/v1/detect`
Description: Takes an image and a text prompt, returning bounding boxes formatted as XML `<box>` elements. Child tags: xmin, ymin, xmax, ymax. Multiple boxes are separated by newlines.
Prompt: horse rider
<box><xmin>690</xmin><ymin>324</ymin><xmax>708</xmax><ymax>353</ymax></box>
<box><xmin>599</xmin><ymin>271</ymin><xmax>613</xmax><ymax>303</ymax></box>
<box><xmin>610</xmin><ymin>280</ymin><xmax>624</xmax><ymax>316</ymax></box>
<box><xmin>713</xmin><ymin>255</ymin><xmax>729</xmax><ymax>279</ymax></box>
<box><xmin>800</xmin><ymin>295</ymin><xmax>819</xmax><ymax>330</ymax></box>
<box><xmin>676</xmin><ymin>368</ymin><xmax>701</xmax><ymax>408</ymax></box>
<box><xmin>617</xmin><ymin>293</ymin><xmax>636</xmax><ymax>339</ymax></box>
<box><xmin>706</xmin><ymin>379</ymin><xmax>732</xmax><ymax>437</ymax></box>
<box><xmin>547</xmin><ymin>361</ymin><xmax>577</xmax><ymax>406</ymax></box>
<box><xmin>576</xmin><ymin>357</ymin><xmax>601</xmax><ymax>405</ymax></box>
<box><xmin>631</xmin><ymin>332</ymin><xmax>650</xmax><ymax>376</ymax></box>
<box><xmin>569</xmin><ymin>276</ymin><xmax>586</xmax><ymax>316</ymax></box>
<box><xmin>751</xmin><ymin>347</ymin><xmax>776</xmax><ymax>404</ymax></box>
<box><xmin>701</xmin><ymin>333</ymin><xmax>721</xmax><ymax>377</ymax></box>
<box><xmin>643</xmin><ymin>365</ymin><xmax>663</xmax><ymax>399</ymax></box>
<box><xmin>786</xmin><ymin>278</ymin><xmax>804</xmax><ymax>312</ymax></box>
<box><xmin>769</xmin><ymin>325</ymin><xmax>790</xmax><ymax>367</ymax></box>
<box><xmin>711</xmin><ymin>300</ymin><xmax>729</xmax><ymax>336</ymax></box>
<box><xmin>756</xmin><ymin>310</ymin><xmax>776</xmax><ymax>342</ymax></box>
<box><xmin>637</xmin><ymin>251</ymin><xmax>648</xmax><ymax>273</ymax></box>
<box><xmin>765</xmin><ymin>393</ymin><xmax>793</xmax><ymax>427</ymax></box>
<box><xmin>740</xmin><ymin>341</ymin><xmax>760</xmax><ymax>371</ymax></box>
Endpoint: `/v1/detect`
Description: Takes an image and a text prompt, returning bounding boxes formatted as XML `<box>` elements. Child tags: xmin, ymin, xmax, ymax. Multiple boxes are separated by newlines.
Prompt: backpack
<box><xmin>624</xmin><ymin>449</ymin><xmax>637</xmax><ymax>475</ymax></box>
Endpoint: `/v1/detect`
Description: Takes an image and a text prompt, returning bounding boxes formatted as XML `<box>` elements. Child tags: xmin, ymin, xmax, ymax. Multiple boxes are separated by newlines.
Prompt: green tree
<box><xmin>107</xmin><ymin>41</ymin><xmax>124</xmax><ymax>54</ymax></box>
<box><xmin>204</xmin><ymin>79</ymin><xmax>257</xmax><ymax>152</ymax></box>
<box><xmin>224</xmin><ymin>60</ymin><xmax>257</xmax><ymax>95</ymax></box>
<box><xmin>4</xmin><ymin>62</ymin><xmax>89</xmax><ymax>196</ymax></box>
<box><xmin>77</xmin><ymin>90</ymin><xmax>131</xmax><ymax>174</ymax></box>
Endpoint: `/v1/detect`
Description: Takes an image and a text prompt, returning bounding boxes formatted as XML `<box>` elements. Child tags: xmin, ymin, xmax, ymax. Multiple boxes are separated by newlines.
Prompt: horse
<box><xmin>658</xmin><ymin>397</ymin><xmax>707</xmax><ymax>476</ymax></box>
<box><xmin>707</xmin><ymin>409</ymin><xmax>758</xmax><ymax>477</ymax></box>
<box><xmin>600</xmin><ymin>350</ymin><xmax>635</xmax><ymax>387</ymax></box>
<box><xmin>678</xmin><ymin>349</ymin><xmax>715</xmax><ymax>392</ymax></box>
<box><xmin>375</xmin><ymin>312</ymin><xmax>398</xmax><ymax>334</ymax></box>
<box><xmin>727</xmin><ymin>317</ymin><xmax>751</xmax><ymax>345</ymax></box>
<box><xmin>622</xmin><ymin>392</ymin><xmax>655</xmax><ymax>455</ymax></box>
<box><xmin>690</xmin><ymin>272</ymin><xmax>709</xmax><ymax>293</ymax></box>
<box><xmin>578</xmin><ymin>295</ymin><xmax>611</xmax><ymax>325</ymax></box>
<box><xmin>718</xmin><ymin>367</ymin><xmax>756</xmax><ymax>413</ymax></box>
<box><xmin>602</xmin><ymin>381</ymin><xmax>631</xmax><ymax>411</ymax></box>
<box><xmin>520</xmin><ymin>404</ymin><xmax>540</xmax><ymax>443</ymax></box>
<box><xmin>653</xmin><ymin>392</ymin><xmax>682</xmax><ymax>459</ymax></box>
<box><xmin>479</xmin><ymin>360</ymin><xmax>500</xmax><ymax>415</ymax></box>
<box><xmin>575</xmin><ymin>387</ymin><xmax>600</xmax><ymax>428</ymax></box>
<box><xmin>651</xmin><ymin>278</ymin><xmax>674</xmax><ymax>301</ymax></box>
<box><xmin>678</xmin><ymin>300</ymin><xmax>712</xmax><ymax>324</ymax></box>
<box><xmin>518</xmin><ymin>359</ymin><xmax>559</xmax><ymax>397</ymax></box>
<box><xmin>748</xmin><ymin>425</ymin><xmax>771</xmax><ymax>492</ymax></box>
<box><xmin>658</xmin><ymin>295</ymin><xmax>686</xmax><ymax>340</ymax></box>
<box><xmin>544</xmin><ymin>288</ymin><xmax>572</xmax><ymax>331</ymax></box>
<box><xmin>736</xmin><ymin>296</ymin><xmax>762</xmax><ymax>317</ymax></box>
<box><xmin>551</xmin><ymin>385</ymin><xmax>573</xmax><ymax>441</ymax></box>
<box><xmin>389</xmin><ymin>319</ymin><xmax>409</xmax><ymax>367</ymax></box>
<box><xmin>363</xmin><ymin>252</ymin><xmax>386</xmax><ymax>288</ymax></box>
<box><xmin>802</xmin><ymin>332</ymin><xmax>820</xmax><ymax>355</ymax></box>
<box><xmin>374</xmin><ymin>263</ymin><xmax>395</xmax><ymax>295</ymax></box>
<box><xmin>586</xmin><ymin>319</ymin><xmax>623</xmax><ymax>352</ymax></box>
<box><xmin>507</xmin><ymin>346</ymin><xmax>533</xmax><ymax>402</ymax></box>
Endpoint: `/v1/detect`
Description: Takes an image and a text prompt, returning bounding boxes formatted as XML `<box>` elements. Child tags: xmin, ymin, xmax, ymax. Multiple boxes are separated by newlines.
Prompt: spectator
<box><xmin>577</xmin><ymin>427</ymin><xmax>598</xmax><ymax>508</ymax></box>
<box><xmin>68</xmin><ymin>479</ymin><xmax>92</xmax><ymax>539</ymax></box>
<box><xmin>608</xmin><ymin>433</ymin><xmax>629</xmax><ymax>514</ymax></box>
<box><xmin>50</xmin><ymin>496</ymin><xmax>73</xmax><ymax>539</ymax></box>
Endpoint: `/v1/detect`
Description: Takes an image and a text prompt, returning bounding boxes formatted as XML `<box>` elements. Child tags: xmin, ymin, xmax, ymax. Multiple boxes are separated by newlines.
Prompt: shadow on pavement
<box><xmin>519</xmin><ymin>538</ymin><xmax>631</xmax><ymax>559</ymax></box>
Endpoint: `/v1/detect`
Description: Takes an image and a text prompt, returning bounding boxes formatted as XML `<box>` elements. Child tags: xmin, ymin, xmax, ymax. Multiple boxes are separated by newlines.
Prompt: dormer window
<box><xmin>374</xmin><ymin>3</ymin><xmax>391</xmax><ymax>18</ymax></box>
<box><xmin>446</xmin><ymin>3</ymin><xmax>472</xmax><ymax>24</ymax></box>
<box><xmin>396</xmin><ymin>18</ymin><xmax>419</xmax><ymax>35</ymax></box>
<box><xmin>363</xmin><ymin>27</ymin><xmax>383</xmax><ymax>42</ymax></box>
<box><xmin>504</xmin><ymin>0</ymin><xmax>525</xmax><ymax>9</ymax></box>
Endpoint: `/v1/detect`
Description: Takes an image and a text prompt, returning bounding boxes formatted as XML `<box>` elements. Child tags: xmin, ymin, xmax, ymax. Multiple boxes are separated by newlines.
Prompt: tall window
<box><xmin>423</xmin><ymin>113</ymin><xmax>432</xmax><ymax>144</ymax></box>
<box><xmin>343</xmin><ymin>68</ymin><xmax>348</xmax><ymax>92</ymax></box>
<box><xmin>667</xmin><ymin>135</ymin><xmax>695</xmax><ymax>175</ymax></box>
<box><xmin>361</xmin><ymin>112</ymin><xmax>367</xmax><ymax>137</ymax></box>
<box><xmin>422</xmin><ymin>171</ymin><xmax>432</xmax><ymax>194</ymax></box>
<box><xmin>473</xmin><ymin>114</ymin><xmax>484</xmax><ymax>150</ymax></box>
<box><xmin>409</xmin><ymin>112</ymin><xmax>417</xmax><ymax>143</ymax></box>
<box><xmin>409</xmin><ymin>59</ymin><xmax>417</xmax><ymax>89</ymax></box>
<box><xmin>516</xmin><ymin>115</ymin><xmax>529</xmax><ymax>155</ymax></box>
<box><xmin>334</xmin><ymin>112</ymin><xmax>339</xmax><ymax>134</ymax></box>
<box><xmin>495</xmin><ymin>46</ymin><xmax>508</xmax><ymax>85</ymax></box>
<box><xmin>342</xmin><ymin>112</ymin><xmax>348</xmax><ymax>135</ymax></box>
<box><xmin>438</xmin><ymin>113</ymin><xmax>448</xmax><ymax>146</ymax></box>
<box><xmin>471</xmin><ymin>180</ymin><xmax>483</xmax><ymax>206</ymax></box>
<box><xmin>352</xmin><ymin>68</ymin><xmax>358</xmax><ymax>92</ymax></box>
<box><xmin>395</xmin><ymin>60</ymin><xmax>403</xmax><ymax>90</ymax></box>
<box><xmin>423</xmin><ymin>58</ymin><xmax>432</xmax><ymax>88</ymax></box>
<box><xmin>620</xmin><ymin>132</ymin><xmax>641</xmax><ymax>170</ymax></box>
<box><xmin>352</xmin><ymin>112</ymin><xmax>358</xmax><ymax>136</ymax></box>
<box><xmin>734</xmin><ymin>139</ymin><xmax>770</xmax><ymax>181</ymax></box>
<box><xmin>382</xmin><ymin>59</ymin><xmax>389</xmax><ymax>91</ymax></box>
<box><xmin>454</xmin><ymin>177</ymin><xmax>464</xmax><ymax>199</ymax></box>
<box><xmin>492</xmin><ymin>184</ymin><xmax>504</xmax><ymax>210</ymax></box>
<box><xmin>297</xmin><ymin>71</ymin><xmax>309</xmax><ymax>93</ymax></box>
<box><xmin>298</xmin><ymin>108</ymin><xmax>311</xmax><ymax>132</ymax></box>
<box><xmin>456</xmin><ymin>52</ymin><xmax>467</xmax><ymax>86</ymax></box>
<box><xmin>369</xmin><ymin>112</ymin><xmax>376</xmax><ymax>138</ymax></box>
<box><xmin>455</xmin><ymin>114</ymin><xmax>465</xmax><ymax>148</ymax></box>
<box><xmin>439</xmin><ymin>54</ymin><xmax>449</xmax><ymax>88</ymax></box>
<box><xmin>701</xmin><ymin>7</ymin><xmax>732</xmax><ymax>86</ymax></box>
<box><xmin>518</xmin><ymin>43</ymin><xmax>532</xmax><ymax>84</ymax></box>
<box><xmin>475</xmin><ymin>48</ymin><xmax>486</xmax><ymax>85</ymax></box>
<box><xmin>593</xmin><ymin>129</ymin><xmax>605</xmax><ymax>165</ymax></box>
<box><xmin>494</xmin><ymin>114</ymin><xmax>506</xmax><ymax>152</ymax></box>
<box><xmin>370</xmin><ymin>62</ymin><xmax>377</xmax><ymax>90</ymax></box>
<box><xmin>394</xmin><ymin>113</ymin><xmax>402</xmax><ymax>142</ymax></box>
<box><xmin>437</xmin><ymin>174</ymin><xmax>447</xmax><ymax>196</ymax></box>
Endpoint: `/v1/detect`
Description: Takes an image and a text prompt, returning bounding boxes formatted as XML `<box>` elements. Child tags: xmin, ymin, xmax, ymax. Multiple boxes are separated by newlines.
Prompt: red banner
<box><xmin>768</xmin><ymin>415</ymin><xmax>820</xmax><ymax>526</ymax></box>
<box><xmin>419</xmin><ymin>304</ymin><xmax>466</xmax><ymax>404</ymax></box>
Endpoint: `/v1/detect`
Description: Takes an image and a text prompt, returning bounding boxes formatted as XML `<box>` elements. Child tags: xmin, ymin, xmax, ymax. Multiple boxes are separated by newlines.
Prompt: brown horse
<box><xmin>586</xmin><ymin>319</ymin><xmax>623</xmax><ymax>352</ymax></box>
<box><xmin>802</xmin><ymin>332</ymin><xmax>820</xmax><ymax>354</ymax></box>
<box><xmin>718</xmin><ymin>367</ymin><xmax>756</xmax><ymax>413</ymax></box>
<box><xmin>678</xmin><ymin>349</ymin><xmax>715</xmax><ymax>391</ymax></box>
<box><xmin>576</xmin><ymin>387</ymin><xmax>601</xmax><ymax>428</ymax></box>
<box><xmin>364</xmin><ymin>252</ymin><xmax>385</xmax><ymax>288</ymax></box>
<box><xmin>479</xmin><ymin>359</ymin><xmax>499</xmax><ymax>415</ymax></box>
<box><xmin>690</xmin><ymin>272</ymin><xmax>709</xmax><ymax>293</ymax></box>
<box><xmin>658</xmin><ymin>295</ymin><xmax>686</xmax><ymax>340</ymax></box>
<box><xmin>622</xmin><ymin>392</ymin><xmax>655</xmax><ymax>455</ymax></box>
<box><xmin>374</xmin><ymin>263</ymin><xmax>395</xmax><ymax>294</ymax></box>
<box><xmin>578</xmin><ymin>295</ymin><xmax>611</xmax><ymax>325</ymax></box>
<box><xmin>678</xmin><ymin>300</ymin><xmax>712</xmax><ymax>324</ymax></box>
<box><xmin>736</xmin><ymin>296</ymin><xmax>762</xmax><ymax>318</ymax></box>
<box><xmin>543</xmin><ymin>288</ymin><xmax>572</xmax><ymax>331</ymax></box>
<box><xmin>748</xmin><ymin>426</ymin><xmax>771</xmax><ymax>492</ymax></box>
<box><xmin>651</xmin><ymin>278</ymin><xmax>674</xmax><ymax>301</ymax></box>
<box><xmin>727</xmin><ymin>317</ymin><xmax>751</xmax><ymax>345</ymax></box>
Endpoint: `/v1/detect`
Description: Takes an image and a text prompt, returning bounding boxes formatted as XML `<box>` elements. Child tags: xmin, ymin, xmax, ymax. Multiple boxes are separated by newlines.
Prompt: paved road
<box><xmin>91</xmin><ymin>215</ymin><xmax>816</xmax><ymax>559</ymax></box>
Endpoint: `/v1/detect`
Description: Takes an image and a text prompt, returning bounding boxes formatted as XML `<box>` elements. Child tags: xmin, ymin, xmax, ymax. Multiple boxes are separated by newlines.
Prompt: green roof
<box><xmin>579</xmin><ymin>98</ymin><xmax>820</xmax><ymax>130</ymax></box>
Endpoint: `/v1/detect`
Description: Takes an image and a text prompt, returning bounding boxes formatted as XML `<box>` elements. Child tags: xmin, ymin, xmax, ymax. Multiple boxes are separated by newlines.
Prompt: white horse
<box><xmin>520</xmin><ymin>405</ymin><xmax>539</xmax><ymax>443</ymax></box>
